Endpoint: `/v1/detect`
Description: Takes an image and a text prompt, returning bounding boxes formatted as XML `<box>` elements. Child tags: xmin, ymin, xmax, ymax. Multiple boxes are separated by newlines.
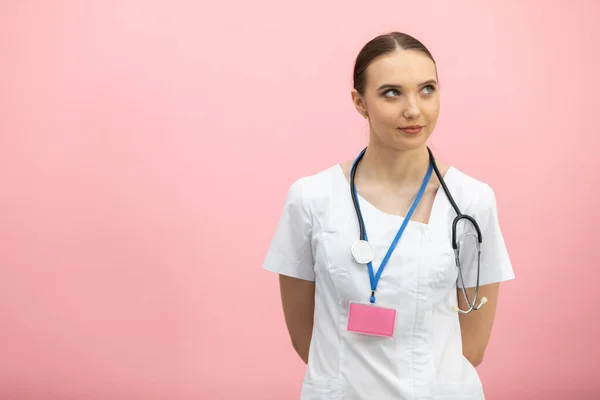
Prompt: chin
<box><xmin>389</xmin><ymin>132</ymin><xmax>431</xmax><ymax>151</ymax></box>
<box><xmin>370</xmin><ymin>127</ymin><xmax>432</xmax><ymax>151</ymax></box>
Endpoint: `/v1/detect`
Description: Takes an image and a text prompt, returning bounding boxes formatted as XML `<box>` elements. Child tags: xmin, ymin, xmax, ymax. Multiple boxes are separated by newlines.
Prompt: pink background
<box><xmin>1</xmin><ymin>1</ymin><xmax>599</xmax><ymax>399</ymax></box>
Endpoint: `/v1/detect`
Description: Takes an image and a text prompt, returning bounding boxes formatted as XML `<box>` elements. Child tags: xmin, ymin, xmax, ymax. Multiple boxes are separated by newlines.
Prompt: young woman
<box><xmin>263</xmin><ymin>32</ymin><xmax>515</xmax><ymax>400</ymax></box>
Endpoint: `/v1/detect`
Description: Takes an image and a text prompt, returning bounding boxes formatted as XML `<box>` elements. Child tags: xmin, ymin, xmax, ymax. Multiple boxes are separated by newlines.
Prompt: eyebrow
<box><xmin>377</xmin><ymin>79</ymin><xmax>438</xmax><ymax>91</ymax></box>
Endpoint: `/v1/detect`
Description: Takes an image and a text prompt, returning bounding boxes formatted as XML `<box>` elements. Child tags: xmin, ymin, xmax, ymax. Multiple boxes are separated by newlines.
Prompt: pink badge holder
<box><xmin>347</xmin><ymin>301</ymin><xmax>396</xmax><ymax>337</ymax></box>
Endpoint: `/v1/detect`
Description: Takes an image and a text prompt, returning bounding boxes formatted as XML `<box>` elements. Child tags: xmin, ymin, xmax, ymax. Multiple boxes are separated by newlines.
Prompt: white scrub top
<box><xmin>263</xmin><ymin>164</ymin><xmax>515</xmax><ymax>400</ymax></box>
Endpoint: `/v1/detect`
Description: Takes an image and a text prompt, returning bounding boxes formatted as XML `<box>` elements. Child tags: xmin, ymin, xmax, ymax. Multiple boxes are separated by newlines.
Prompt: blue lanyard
<box><xmin>351</xmin><ymin>158</ymin><xmax>433</xmax><ymax>304</ymax></box>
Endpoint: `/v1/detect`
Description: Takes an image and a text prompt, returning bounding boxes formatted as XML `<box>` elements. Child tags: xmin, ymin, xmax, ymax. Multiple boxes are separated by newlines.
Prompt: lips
<box><xmin>398</xmin><ymin>125</ymin><xmax>423</xmax><ymax>135</ymax></box>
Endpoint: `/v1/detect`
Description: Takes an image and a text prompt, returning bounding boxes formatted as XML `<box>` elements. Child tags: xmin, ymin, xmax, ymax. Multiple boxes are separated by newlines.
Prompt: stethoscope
<box><xmin>349</xmin><ymin>146</ymin><xmax>487</xmax><ymax>314</ymax></box>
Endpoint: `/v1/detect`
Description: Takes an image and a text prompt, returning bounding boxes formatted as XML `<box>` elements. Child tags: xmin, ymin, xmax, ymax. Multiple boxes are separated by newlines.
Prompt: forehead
<box><xmin>365</xmin><ymin>49</ymin><xmax>437</xmax><ymax>88</ymax></box>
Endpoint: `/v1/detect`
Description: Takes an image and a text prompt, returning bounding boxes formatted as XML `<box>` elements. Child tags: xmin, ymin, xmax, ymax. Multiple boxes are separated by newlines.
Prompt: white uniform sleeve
<box><xmin>262</xmin><ymin>178</ymin><xmax>316</xmax><ymax>281</ymax></box>
<box><xmin>457</xmin><ymin>184</ymin><xmax>515</xmax><ymax>288</ymax></box>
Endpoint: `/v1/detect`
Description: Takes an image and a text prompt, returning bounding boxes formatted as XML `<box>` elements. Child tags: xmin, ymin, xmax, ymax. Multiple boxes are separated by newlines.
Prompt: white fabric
<box><xmin>263</xmin><ymin>164</ymin><xmax>515</xmax><ymax>400</ymax></box>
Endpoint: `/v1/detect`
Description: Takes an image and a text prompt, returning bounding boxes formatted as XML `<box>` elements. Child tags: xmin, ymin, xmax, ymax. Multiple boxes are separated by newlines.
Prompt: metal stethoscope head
<box><xmin>350</xmin><ymin>146</ymin><xmax>487</xmax><ymax>314</ymax></box>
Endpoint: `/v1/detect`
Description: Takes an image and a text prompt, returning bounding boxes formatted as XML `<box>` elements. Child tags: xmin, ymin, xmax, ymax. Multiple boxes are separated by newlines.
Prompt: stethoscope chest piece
<box><xmin>351</xmin><ymin>239</ymin><xmax>374</xmax><ymax>265</ymax></box>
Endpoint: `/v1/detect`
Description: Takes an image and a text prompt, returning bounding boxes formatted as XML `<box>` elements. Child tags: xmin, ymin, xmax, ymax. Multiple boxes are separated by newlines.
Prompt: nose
<box><xmin>403</xmin><ymin>95</ymin><xmax>421</xmax><ymax>120</ymax></box>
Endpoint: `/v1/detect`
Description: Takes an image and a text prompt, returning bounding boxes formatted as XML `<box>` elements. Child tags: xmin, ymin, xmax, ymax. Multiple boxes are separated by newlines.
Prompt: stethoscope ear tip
<box><xmin>451</xmin><ymin>297</ymin><xmax>488</xmax><ymax>313</ymax></box>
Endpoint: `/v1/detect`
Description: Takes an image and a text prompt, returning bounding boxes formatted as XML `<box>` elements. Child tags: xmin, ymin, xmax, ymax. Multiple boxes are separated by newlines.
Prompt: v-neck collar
<box><xmin>335</xmin><ymin>163</ymin><xmax>456</xmax><ymax>229</ymax></box>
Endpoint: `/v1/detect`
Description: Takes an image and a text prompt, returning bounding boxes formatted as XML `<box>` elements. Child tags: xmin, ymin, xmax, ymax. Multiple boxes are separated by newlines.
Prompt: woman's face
<box><xmin>352</xmin><ymin>49</ymin><xmax>440</xmax><ymax>151</ymax></box>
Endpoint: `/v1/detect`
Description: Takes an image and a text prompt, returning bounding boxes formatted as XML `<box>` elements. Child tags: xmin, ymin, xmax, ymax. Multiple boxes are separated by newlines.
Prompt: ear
<box><xmin>351</xmin><ymin>89</ymin><xmax>369</xmax><ymax>119</ymax></box>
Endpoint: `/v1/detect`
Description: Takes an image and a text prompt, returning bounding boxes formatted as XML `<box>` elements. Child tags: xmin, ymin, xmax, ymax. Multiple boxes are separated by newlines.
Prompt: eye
<box><xmin>383</xmin><ymin>89</ymin><xmax>401</xmax><ymax>98</ymax></box>
<box><xmin>421</xmin><ymin>85</ymin><xmax>436</xmax><ymax>95</ymax></box>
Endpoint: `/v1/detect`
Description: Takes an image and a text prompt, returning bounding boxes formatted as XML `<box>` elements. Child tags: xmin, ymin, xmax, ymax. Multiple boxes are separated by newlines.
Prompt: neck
<box><xmin>357</xmin><ymin>143</ymin><xmax>430</xmax><ymax>187</ymax></box>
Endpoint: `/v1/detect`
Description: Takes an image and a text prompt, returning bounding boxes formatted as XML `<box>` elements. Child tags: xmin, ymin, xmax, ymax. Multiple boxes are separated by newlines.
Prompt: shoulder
<box><xmin>447</xmin><ymin>167</ymin><xmax>492</xmax><ymax>194</ymax></box>
<box><xmin>446</xmin><ymin>166</ymin><xmax>499</xmax><ymax>220</ymax></box>
<box><xmin>283</xmin><ymin>164</ymin><xmax>342</xmax><ymax>209</ymax></box>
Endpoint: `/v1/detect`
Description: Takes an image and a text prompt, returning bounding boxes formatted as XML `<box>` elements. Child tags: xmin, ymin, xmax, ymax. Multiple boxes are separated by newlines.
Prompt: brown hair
<box><xmin>353</xmin><ymin>32</ymin><xmax>436</xmax><ymax>96</ymax></box>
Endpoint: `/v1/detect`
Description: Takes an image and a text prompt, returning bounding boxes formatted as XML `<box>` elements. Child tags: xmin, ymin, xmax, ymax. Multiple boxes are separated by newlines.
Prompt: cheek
<box><xmin>372</xmin><ymin>101</ymin><xmax>401</xmax><ymax>123</ymax></box>
<box><xmin>422</xmin><ymin>100</ymin><xmax>440</xmax><ymax>123</ymax></box>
